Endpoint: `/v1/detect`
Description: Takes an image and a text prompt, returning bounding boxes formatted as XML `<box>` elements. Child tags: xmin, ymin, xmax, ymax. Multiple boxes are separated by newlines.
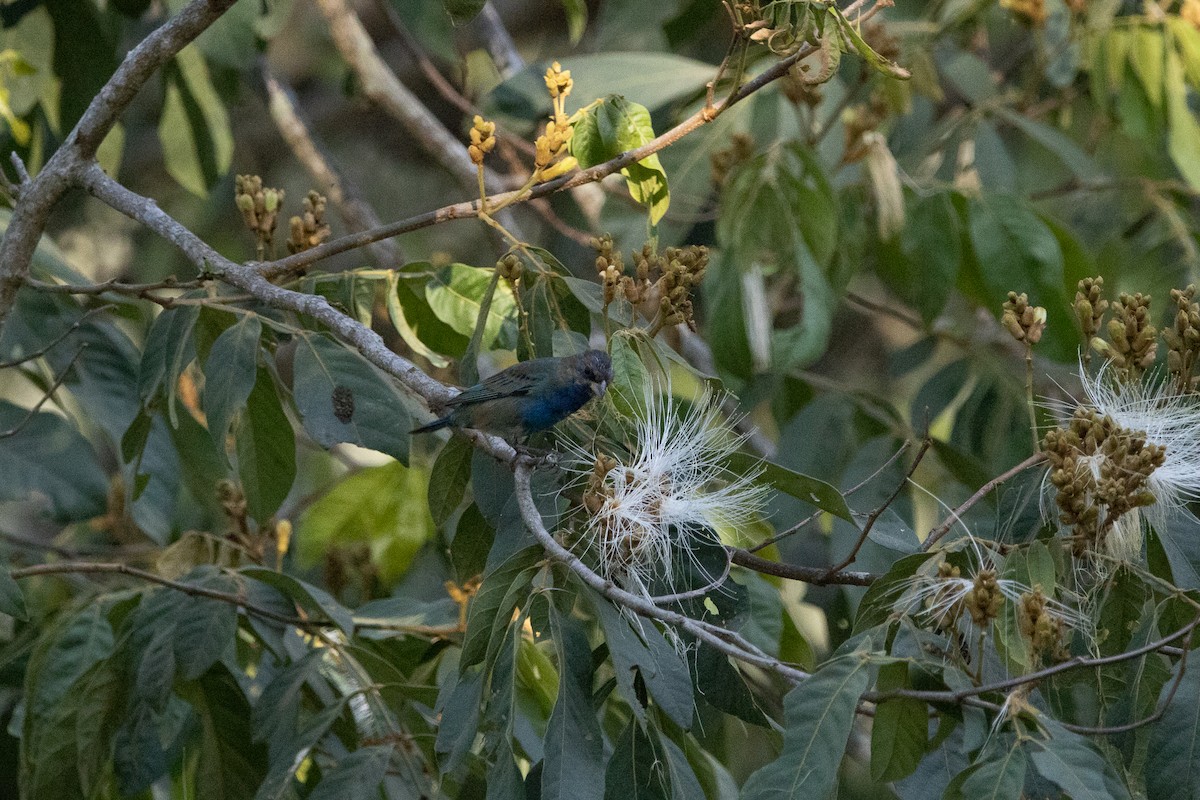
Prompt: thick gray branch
<box><xmin>0</xmin><ymin>0</ymin><xmax>238</xmax><ymax>333</ymax></box>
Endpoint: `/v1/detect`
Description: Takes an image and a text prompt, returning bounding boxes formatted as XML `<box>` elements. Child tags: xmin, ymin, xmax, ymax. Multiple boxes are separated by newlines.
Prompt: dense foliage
<box><xmin>3</xmin><ymin>0</ymin><xmax>1200</xmax><ymax>798</ymax></box>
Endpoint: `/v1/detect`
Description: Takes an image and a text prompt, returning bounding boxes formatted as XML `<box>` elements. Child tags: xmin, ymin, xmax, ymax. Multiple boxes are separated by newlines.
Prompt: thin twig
<box><xmin>649</xmin><ymin>551</ymin><xmax>733</xmax><ymax>605</ymax></box>
<box><xmin>921</xmin><ymin>452</ymin><xmax>1048</xmax><ymax>552</ymax></box>
<box><xmin>749</xmin><ymin>440</ymin><xmax>911</xmax><ymax>553</ymax></box>
<box><xmin>0</xmin><ymin>345</ymin><xmax>86</xmax><ymax>439</ymax></box>
<box><xmin>0</xmin><ymin>304</ymin><xmax>112</xmax><ymax>369</ymax></box>
<box><xmin>729</xmin><ymin>548</ymin><xmax>876</xmax><ymax>586</ymax></box>
<box><xmin>822</xmin><ymin>438</ymin><xmax>931</xmax><ymax>579</ymax></box>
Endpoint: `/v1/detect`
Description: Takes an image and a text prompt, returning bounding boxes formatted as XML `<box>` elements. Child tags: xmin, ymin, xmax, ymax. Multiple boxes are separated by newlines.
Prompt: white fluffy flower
<box><xmin>562</xmin><ymin>382</ymin><xmax>768</xmax><ymax>600</ymax></box>
<box><xmin>1079</xmin><ymin>364</ymin><xmax>1200</xmax><ymax>513</ymax></box>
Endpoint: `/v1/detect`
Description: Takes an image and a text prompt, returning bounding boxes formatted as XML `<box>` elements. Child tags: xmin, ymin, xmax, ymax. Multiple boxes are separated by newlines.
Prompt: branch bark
<box><xmin>0</xmin><ymin>0</ymin><xmax>238</xmax><ymax>331</ymax></box>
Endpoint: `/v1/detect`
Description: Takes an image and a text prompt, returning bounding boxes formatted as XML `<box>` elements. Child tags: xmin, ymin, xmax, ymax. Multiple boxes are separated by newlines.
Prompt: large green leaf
<box><xmin>591</xmin><ymin>591</ymin><xmax>694</xmax><ymax>729</ymax></box>
<box><xmin>423</xmin><ymin>263</ymin><xmax>517</xmax><ymax>351</ymax></box>
<box><xmin>241</xmin><ymin>567</ymin><xmax>354</xmax><ymax>634</ymax></box>
<box><xmin>179</xmin><ymin>665</ymin><xmax>267</xmax><ymax>800</ymax></box>
<box><xmin>959</xmin><ymin>741</ymin><xmax>1027</xmax><ymax>800</ymax></box>
<box><xmin>202</xmin><ymin>314</ymin><xmax>262</xmax><ymax>455</ymax></box>
<box><xmin>427</xmin><ymin>433</ymin><xmax>474</xmax><ymax>527</ymax></box>
<box><xmin>570</xmin><ymin>94</ymin><xmax>670</xmax><ymax>223</ymax></box>
<box><xmin>236</xmin><ymin>367</ymin><xmax>296</xmax><ymax>523</ymax></box>
<box><xmin>158</xmin><ymin>45</ymin><xmax>233</xmax><ymax>196</ymax></box>
<box><xmin>460</xmin><ymin>544</ymin><xmax>542</xmax><ymax>669</ymax></box>
<box><xmin>292</xmin><ymin>332</ymin><xmax>411</xmax><ymax>464</ymax></box>
<box><xmin>542</xmin><ymin>608</ymin><xmax>604</xmax><ymax>800</ymax></box>
<box><xmin>1147</xmin><ymin>656</ymin><xmax>1200</xmax><ymax>799</ymax></box>
<box><xmin>307</xmin><ymin>745</ymin><xmax>394</xmax><ymax>800</ymax></box>
<box><xmin>1031</xmin><ymin>718</ymin><xmax>1131</xmax><ymax>800</ymax></box>
<box><xmin>296</xmin><ymin>460</ymin><xmax>435</xmax><ymax>584</ymax></box>
<box><xmin>964</xmin><ymin>193</ymin><xmax>1073</xmax><ymax>362</ymax></box>
<box><xmin>604</xmin><ymin>718</ymin><xmax>671</xmax><ymax>800</ymax></box>
<box><xmin>0</xmin><ymin>401</ymin><xmax>108</xmax><ymax>521</ymax></box>
<box><xmin>740</xmin><ymin>650</ymin><xmax>873</xmax><ymax>799</ymax></box>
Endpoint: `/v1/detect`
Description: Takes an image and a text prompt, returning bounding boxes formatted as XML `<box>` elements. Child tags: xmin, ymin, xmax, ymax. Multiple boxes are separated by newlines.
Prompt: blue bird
<box><xmin>412</xmin><ymin>350</ymin><xmax>613</xmax><ymax>439</ymax></box>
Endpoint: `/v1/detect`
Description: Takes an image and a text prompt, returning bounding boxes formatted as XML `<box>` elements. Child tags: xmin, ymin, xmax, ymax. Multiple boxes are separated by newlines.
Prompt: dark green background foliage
<box><xmin>1</xmin><ymin>0</ymin><xmax>1200</xmax><ymax>798</ymax></box>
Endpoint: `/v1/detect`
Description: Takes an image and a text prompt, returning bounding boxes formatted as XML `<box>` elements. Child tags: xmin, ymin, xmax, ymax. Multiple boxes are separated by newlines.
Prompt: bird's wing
<box><xmin>445</xmin><ymin>359</ymin><xmax>548</xmax><ymax>407</ymax></box>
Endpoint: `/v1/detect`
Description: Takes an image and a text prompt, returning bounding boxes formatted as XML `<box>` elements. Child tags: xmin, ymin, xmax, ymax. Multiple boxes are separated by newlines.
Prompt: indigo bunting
<box><xmin>412</xmin><ymin>350</ymin><xmax>613</xmax><ymax>438</ymax></box>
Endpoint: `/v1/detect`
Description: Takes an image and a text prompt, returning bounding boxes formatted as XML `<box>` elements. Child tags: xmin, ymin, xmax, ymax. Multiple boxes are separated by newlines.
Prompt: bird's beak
<box><xmin>591</xmin><ymin>380</ymin><xmax>607</xmax><ymax>397</ymax></box>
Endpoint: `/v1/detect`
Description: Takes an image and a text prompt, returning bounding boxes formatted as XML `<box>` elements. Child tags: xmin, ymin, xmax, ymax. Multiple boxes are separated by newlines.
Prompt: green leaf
<box><xmin>561</xmin><ymin>0</ymin><xmax>587</xmax><ymax>42</ymax></box>
<box><xmin>1147</xmin><ymin>656</ymin><xmax>1200</xmax><ymax>799</ymax></box>
<box><xmin>434</xmin><ymin>668</ymin><xmax>484</xmax><ymax>774</ymax></box>
<box><xmin>386</xmin><ymin>271</ymin><xmax>453</xmax><ymax>368</ymax></box>
<box><xmin>570</xmin><ymin>95</ymin><xmax>670</xmax><ymax>223</ymax></box>
<box><xmin>741</xmin><ymin>651</ymin><xmax>874</xmax><ymax>799</ymax></box>
<box><xmin>1130</xmin><ymin>26</ymin><xmax>1166</xmax><ymax>108</ymax></box>
<box><xmin>728</xmin><ymin>452</ymin><xmax>854</xmax><ymax>523</ymax></box>
<box><xmin>424</xmin><ymin>263</ymin><xmax>517</xmax><ymax>350</ymax></box>
<box><xmin>960</xmin><ymin>741</ymin><xmax>1027</xmax><ymax>800</ymax></box>
<box><xmin>158</xmin><ymin>45</ymin><xmax>233</xmax><ymax>196</ymax></box>
<box><xmin>452</xmin><ymin>502</ymin><xmax>494</xmax><ymax>583</ymax></box>
<box><xmin>202</xmin><ymin>314</ymin><xmax>262</xmax><ymax>455</ymax></box>
<box><xmin>0</xmin><ymin>568</ymin><xmax>27</xmax><ymax>620</ymax></box>
<box><xmin>876</xmin><ymin>191</ymin><xmax>961</xmax><ymax>325</ymax></box>
<box><xmin>1031</xmin><ymin>718</ymin><xmax>1131</xmax><ymax>800</ymax></box>
<box><xmin>870</xmin><ymin>697</ymin><xmax>928</xmax><ymax>782</ymax></box>
<box><xmin>180</xmin><ymin>665</ymin><xmax>268</xmax><ymax>800</ymax></box>
<box><xmin>241</xmin><ymin>567</ymin><xmax>354</xmax><ymax>633</ymax></box>
<box><xmin>543</xmin><ymin>608</ymin><xmax>605</xmax><ymax>800</ymax></box>
<box><xmin>460</xmin><ymin>544</ymin><xmax>542</xmax><ymax>669</ymax></box>
<box><xmin>964</xmin><ymin>194</ymin><xmax>1073</xmax><ymax>362</ymax></box>
<box><xmin>173</xmin><ymin>571</ymin><xmax>239</xmax><ymax>681</ymax></box>
<box><xmin>308</xmin><ymin>745</ymin><xmax>393</xmax><ymax>800</ymax></box>
<box><xmin>832</xmin><ymin>6</ymin><xmax>910</xmax><ymax>79</ymax></box>
<box><xmin>137</xmin><ymin>304</ymin><xmax>200</xmax><ymax>425</ymax></box>
<box><xmin>296</xmin><ymin>460</ymin><xmax>435</xmax><ymax>584</ymax></box>
<box><xmin>991</xmin><ymin>107</ymin><xmax>1101</xmax><ymax>181</ymax></box>
<box><xmin>428</xmin><ymin>433</ymin><xmax>474</xmax><ymax>527</ymax></box>
<box><xmin>608</xmin><ymin>333</ymin><xmax>650</xmax><ymax>416</ymax></box>
<box><xmin>694</xmin><ymin>643</ymin><xmax>768</xmax><ymax>726</ymax></box>
<box><xmin>591</xmin><ymin>591</ymin><xmax>694</xmax><ymax>729</ymax></box>
<box><xmin>441</xmin><ymin>0</ymin><xmax>486</xmax><ymax>25</ymax></box>
<box><xmin>604</xmin><ymin>719</ymin><xmax>670</xmax><ymax>800</ymax></box>
<box><xmin>0</xmin><ymin>401</ymin><xmax>108</xmax><ymax>521</ymax></box>
<box><xmin>236</xmin><ymin>367</ymin><xmax>296</xmax><ymax>523</ymax></box>
<box><xmin>1166</xmin><ymin>48</ymin><xmax>1200</xmax><ymax>191</ymax></box>
<box><xmin>292</xmin><ymin>332</ymin><xmax>411</xmax><ymax>464</ymax></box>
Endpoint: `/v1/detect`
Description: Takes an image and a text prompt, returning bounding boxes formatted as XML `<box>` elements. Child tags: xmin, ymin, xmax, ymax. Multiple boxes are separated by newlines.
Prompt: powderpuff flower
<box><xmin>896</xmin><ymin>536</ymin><xmax>1089</xmax><ymax>659</ymax></box>
<box><xmin>561</xmin><ymin>382</ymin><xmax>769</xmax><ymax>600</ymax></box>
<box><xmin>1078</xmin><ymin>364</ymin><xmax>1200</xmax><ymax>515</ymax></box>
<box><xmin>1046</xmin><ymin>362</ymin><xmax>1200</xmax><ymax>560</ymax></box>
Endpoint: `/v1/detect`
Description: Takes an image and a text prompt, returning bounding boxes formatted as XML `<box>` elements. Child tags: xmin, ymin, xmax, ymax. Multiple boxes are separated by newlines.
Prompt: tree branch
<box><xmin>513</xmin><ymin>462</ymin><xmax>809</xmax><ymax>682</ymax></box>
<box><xmin>922</xmin><ymin>452</ymin><xmax>1048</xmax><ymax>552</ymax></box>
<box><xmin>0</xmin><ymin>0</ymin><xmax>238</xmax><ymax>333</ymax></box>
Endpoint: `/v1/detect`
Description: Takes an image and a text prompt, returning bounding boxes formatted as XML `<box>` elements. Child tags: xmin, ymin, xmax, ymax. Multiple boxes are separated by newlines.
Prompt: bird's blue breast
<box><xmin>521</xmin><ymin>382</ymin><xmax>592</xmax><ymax>432</ymax></box>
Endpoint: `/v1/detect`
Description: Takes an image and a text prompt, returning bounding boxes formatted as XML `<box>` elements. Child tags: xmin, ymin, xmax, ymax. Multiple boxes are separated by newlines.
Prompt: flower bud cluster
<box><xmin>286</xmin><ymin>191</ymin><xmax>331</xmax><ymax>255</ymax></box>
<box><xmin>1018</xmin><ymin>587</ymin><xmax>1068</xmax><ymax>662</ymax></box>
<box><xmin>496</xmin><ymin>253</ymin><xmax>522</xmax><ymax>283</ymax></box>
<box><xmin>1074</xmin><ymin>277</ymin><xmax>1108</xmax><ymax>354</ymax></box>
<box><xmin>468</xmin><ymin>115</ymin><xmax>496</xmax><ymax>166</ymax></box>
<box><xmin>235</xmin><ymin>174</ymin><xmax>284</xmax><ymax>255</ymax></box>
<box><xmin>963</xmin><ymin>568</ymin><xmax>1003</xmax><ymax>627</ymax></box>
<box><xmin>1001</xmin><ymin>291</ymin><xmax>1047</xmax><ymax>344</ymax></box>
<box><xmin>655</xmin><ymin>245</ymin><xmax>709</xmax><ymax>332</ymax></box>
<box><xmin>532</xmin><ymin>62</ymin><xmax>577</xmax><ymax>182</ymax></box>
<box><xmin>1092</xmin><ymin>292</ymin><xmax>1157</xmax><ymax>381</ymax></box>
<box><xmin>710</xmin><ymin>132</ymin><xmax>755</xmax><ymax>188</ymax></box>
<box><xmin>1043</xmin><ymin>407</ymin><xmax>1165</xmax><ymax>555</ymax></box>
<box><xmin>1165</xmin><ymin>285</ymin><xmax>1200</xmax><ymax>391</ymax></box>
<box><xmin>593</xmin><ymin>234</ymin><xmax>626</xmax><ymax>308</ymax></box>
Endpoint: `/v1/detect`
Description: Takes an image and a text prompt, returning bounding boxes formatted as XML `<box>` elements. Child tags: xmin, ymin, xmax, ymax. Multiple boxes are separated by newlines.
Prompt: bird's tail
<box><xmin>411</xmin><ymin>417</ymin><xmax>452</xmax><ymax>434</ymax></box>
